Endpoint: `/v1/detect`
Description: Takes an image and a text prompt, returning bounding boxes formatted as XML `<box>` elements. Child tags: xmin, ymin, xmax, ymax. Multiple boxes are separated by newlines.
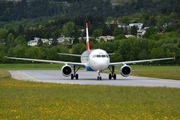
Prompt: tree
<box><xmin>25</xmin><ymin>47</ymin><xmax>45</xmax><ymax>59</ymax></box>
<box><xmin>115</xmin><ymin>34</ymin><xmax>125</xmax><ymax>40</ymax></box>
<box><xmin>17</xmin><ymin>25</ymin><xmax>24</xmax><ymax>35</ymax></box>
<box><xmin>143</xmin><ymin>26</ymin><xmax>156</xmax><ymax>38</ymax></box>
<box><xmin>113</xmin><ymin>27</ymin><xmax>123</xmax><ymax>37</ymax></box>
<box><xmin>0</xmin><ymin>44</ymin><xmax>7</xmax><ymax>63</ymax></box>
<box><xmin>92</xmin><ymin>29</ymin><xmax>102</xmax><ymax>38</ymax></box>
<box><xmin>47</xmin><ymin>47</ymin><xmax>59</xmax><ymax>60</ymax></box>
<box><xmin>62</xmin><ymin>21</ymin><xmax>75</xmax><ymax>37</ymax></box>
<box><xmin>37</xmin><ymin>38</ymin><xmax>43</xmax><ymax>46</ymax></box>
<box><xmin>13</xmin><ymin>45</ymin><xmax>27</xmax><ymax>58</ymax></box>
<box><xmin>71</xmin><ymin>42</ymin><xmax>85</xmax><ymax>55</ymax></box>
<box><xmin>14</xmin><ymin>35</ymin><xmax>27</xmax><ymax>45</ymax></box>
<box><xmin>73</xmin><ymin>37</ymin><xmax>79</xmax><ymax>44</ymax></box>
<box><xmin>149</xmin><ymin>47</ymin><xmax>164</xmax><ymax>58</ymax></box>
<box><xmin>0</xmin><ymin>29</ymin><xmax>8</xmax><ymax>39</ymax></box>
<box><xmin>51</xmin><ymin>38</ymin><xmax>58</xmax><ymax>46</ymax></box>
<box><xmin>6</xmin><ymin>33</ymin><xmax>15</xmax><ymax>45</ymax></box>
<box><xmin>4</xmin><ymin>24</ymin><xmax>13</xmax><ymax>31</ymax></box>
<box><xmin>130</xmin><ymin>26</ymin><xmax>137</xmax><ymax>35</ymax></box>
<box><xmin>156</xmin><ymin>15</ymin><xmax>170</xmax><ymax>32</ymax></box>
<box><xmin>138</xmin><ymin>49</ymin><xmax>148</xmax><ymax>60</ymax></box>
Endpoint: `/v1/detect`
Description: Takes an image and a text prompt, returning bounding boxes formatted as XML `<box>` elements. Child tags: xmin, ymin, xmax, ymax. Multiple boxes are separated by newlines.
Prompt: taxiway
<box><xmin>8</xmin><ymin>70</ymin><xmax>180</xmax><ymax>88</ymax></box>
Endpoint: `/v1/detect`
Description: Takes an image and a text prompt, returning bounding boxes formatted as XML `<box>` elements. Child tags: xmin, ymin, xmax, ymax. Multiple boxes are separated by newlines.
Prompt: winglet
<box><xmin>86</xmin><ymin>23</ymin><xmax>90</xmax><ymax>50</ymax></box>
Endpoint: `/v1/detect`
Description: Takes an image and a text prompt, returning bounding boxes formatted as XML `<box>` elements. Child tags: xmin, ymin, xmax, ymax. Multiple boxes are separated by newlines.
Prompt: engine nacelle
<box><xmin>120</xmin><ymin>65</ymin><xmax>131</xmax><ymax>77</ymax></box>
<box><xmin>61</xmin><ymin>65</ymin><xmax>72</xmax><ymax>77</ymax></box>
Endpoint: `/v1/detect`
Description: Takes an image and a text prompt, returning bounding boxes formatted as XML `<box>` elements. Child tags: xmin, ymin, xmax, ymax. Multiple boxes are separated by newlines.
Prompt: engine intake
<box><xmin>120</xmin><ymin>65</ymin><xmax>131</xmax><ymax>77</ymax></box>
<box><xmin>61</xmin><ymin>65</ymin><xmax>72</xmax><ymax>77</ymax></box>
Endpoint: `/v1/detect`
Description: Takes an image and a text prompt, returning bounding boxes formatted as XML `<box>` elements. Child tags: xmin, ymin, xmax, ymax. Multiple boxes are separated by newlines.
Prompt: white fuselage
<box><xmin>81</xmin><ymin>49</ymin><xmax>110</xmax><ymax>71</ymax></box>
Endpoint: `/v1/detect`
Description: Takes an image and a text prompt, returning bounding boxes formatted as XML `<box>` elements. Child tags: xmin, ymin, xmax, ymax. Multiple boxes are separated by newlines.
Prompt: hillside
<box><xmin>0</xmin><ymin>0</ymin><xmax>179</xmax><ymax>22</ymax></box>
<box><xmin>0</xmin><ymin>0</ymin><xmax>179</xmax><ymax>32</ymax></box>
<box><xmin>0</xmin><ymin>0</ymin><xmax>180</xmax><ymax>64</ymax></box>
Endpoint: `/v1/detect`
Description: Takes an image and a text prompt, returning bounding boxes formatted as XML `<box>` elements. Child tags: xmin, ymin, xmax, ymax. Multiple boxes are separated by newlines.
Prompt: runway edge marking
<box><xmin>21</xmin><ymin>71</ymin><xmax>39</xmax><ymax>81</ymax></box>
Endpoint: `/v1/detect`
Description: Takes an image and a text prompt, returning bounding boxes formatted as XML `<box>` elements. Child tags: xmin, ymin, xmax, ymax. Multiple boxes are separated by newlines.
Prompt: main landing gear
<box><xmin>108</xmin><ymin>66</ymin><xmax>116</xmax><ymax>80</ymax></box>
<box><xmin>70</xmin><ymin>66</ymin><xmax>116</xmax><ymax>80</ymax></box>
<box><xmin>71</xmin><ymin>66</ymin><xmax>80</xmax><ymax>80</ymax></box>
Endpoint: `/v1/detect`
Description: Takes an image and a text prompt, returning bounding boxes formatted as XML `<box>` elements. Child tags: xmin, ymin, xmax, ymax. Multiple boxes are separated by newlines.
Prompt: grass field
<box><xmin>131</xmin><ymin>65</ymin><xmax>180</xmax><ymax>80</ymax></box>
<box><xmin>0</xmin><ymin>67</ymin><xmax>180</xmax><ymax>119</ymax></box>
<box><xmin>0</xmin><ymin>71</ymin><xmax>180</xmax><ymax>119</ymax></box>
<box><xmin>0</xmin><ymin>64</ymin><xmax>62</xmax><ymax>70</ymax></box>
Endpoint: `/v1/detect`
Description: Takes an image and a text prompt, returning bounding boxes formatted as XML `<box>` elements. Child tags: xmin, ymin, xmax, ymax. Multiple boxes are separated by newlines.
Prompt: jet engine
<box><xmin>61</xmin><ymin>65</ymin><xmax>72</xmax><ymax>77</ymax></box>
<box><xmin>120</xmin><ymin>65</ymin><xmax>131</xmax><ymax>77</ymax></box>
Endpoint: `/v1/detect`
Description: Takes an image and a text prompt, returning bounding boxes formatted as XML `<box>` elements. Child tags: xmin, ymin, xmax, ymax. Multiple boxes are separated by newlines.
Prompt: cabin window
<box><xmin>97</xmin><ymin>55</ymin><xmax>101</xmax><ymax>57</ymax></box>
<box><xmin>102</xmin><ymin>55</ymin><xmax>106</xmax><ymax>57</ymax></box>
<box><xmin>92</xmin><ymin>54</ymin><xmax>109</xmax><ymax>58</ymax></box>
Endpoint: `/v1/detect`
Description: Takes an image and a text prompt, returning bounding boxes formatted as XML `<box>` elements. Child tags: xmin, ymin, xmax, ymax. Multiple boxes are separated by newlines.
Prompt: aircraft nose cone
<box><xmin>91</xmin><ymin>59</ymin><xmax>109</xmax><ymax>70</ymax></box>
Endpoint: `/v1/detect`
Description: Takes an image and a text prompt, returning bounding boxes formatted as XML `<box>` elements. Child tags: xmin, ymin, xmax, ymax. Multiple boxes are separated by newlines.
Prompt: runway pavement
<box><xmin>8</xmin><ymin>70</ymin><xmax>180</xmax><ymax>88</ymax></box>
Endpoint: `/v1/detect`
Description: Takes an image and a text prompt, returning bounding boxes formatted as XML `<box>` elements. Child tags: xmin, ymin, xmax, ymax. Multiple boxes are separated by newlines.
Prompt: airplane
<box><xmin>6</xmin><ymin>23</ymin><xmax>175</xmax><ymax>80</ymax></box>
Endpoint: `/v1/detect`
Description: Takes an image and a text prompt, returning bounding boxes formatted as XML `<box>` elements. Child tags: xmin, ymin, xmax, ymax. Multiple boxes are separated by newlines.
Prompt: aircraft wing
<box><xmin>6</xmin><ymin>57</ymin><xmax>85</xmax><ymax>67</ymax></box>
<box><xmin>109</xmin><ymin>57</ymin><xmax>175</xmax><ymax>66</ymax></box>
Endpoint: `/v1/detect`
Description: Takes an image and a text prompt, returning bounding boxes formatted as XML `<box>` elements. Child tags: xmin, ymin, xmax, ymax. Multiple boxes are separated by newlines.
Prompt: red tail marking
<box><xmin>86</xmin><ymin>23</ymin><xmax>88</xmax><ymax>28</ymax></box>
<box><xmin>86</xmin><ymin>23</ymin><xmax>90</xmax><ymax>50</ymax></box>
<box><xmin>86</xmin><ymin>42</ymin><xmax>90</xmax><ymax>50</ymax></box>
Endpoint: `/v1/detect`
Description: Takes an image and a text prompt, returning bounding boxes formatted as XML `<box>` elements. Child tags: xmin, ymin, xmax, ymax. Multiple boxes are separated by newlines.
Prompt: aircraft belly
<box><xmin>85</xmin><ymin>66</ymin><xmax>94</xmax><ymax>71</ymax></box>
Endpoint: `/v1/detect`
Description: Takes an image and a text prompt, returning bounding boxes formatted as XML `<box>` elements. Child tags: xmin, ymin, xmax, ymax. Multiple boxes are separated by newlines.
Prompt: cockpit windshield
<box><xmin>92</xmin><ymin>54</ymin><xmax>109</xmax><ymax>58</ymax></box>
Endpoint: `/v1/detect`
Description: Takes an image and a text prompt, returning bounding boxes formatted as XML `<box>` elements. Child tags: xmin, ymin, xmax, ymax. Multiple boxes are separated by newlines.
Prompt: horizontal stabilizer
<box><xmin>58</xmin><ymin>53</ymin><xmax>81</xmax><ymax>57</ymax></box>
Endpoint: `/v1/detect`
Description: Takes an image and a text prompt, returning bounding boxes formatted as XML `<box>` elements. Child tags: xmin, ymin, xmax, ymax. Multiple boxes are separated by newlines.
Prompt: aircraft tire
<box><xmin>114</xmin><ymin>74</ymin><xmax>116</xmax><ymax>80</ymax></box>
<box><xmin>71</xmin><ymin>74</ymin><xmax>74</xmax><ymax>80</ymax></box>
<box><xmin>97</xmin><ymin>76</ymin><xmax>102</xmax><ymax>81</ymax></box>
<box><xmin>109</xmin><ymin>74</ymin><xmax>112</xmax><ymax>80</ymax></box>
<box><xmin>75</xmin><ymin>74</ymin><xmax>78</xmax><ymax>80</ymax></box>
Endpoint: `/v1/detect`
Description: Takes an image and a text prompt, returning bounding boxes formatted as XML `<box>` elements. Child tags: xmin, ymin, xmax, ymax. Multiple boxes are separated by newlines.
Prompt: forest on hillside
<box><xmin>0</xmin><ymin>17</ymin><xmax>180</xmax><ymax>64</ymax></box>
<box><xmin>0</xmin><ymin>0</ymin><xmax>180</xmax><ymax>22</ymax></box>
<box><xmin>0</xmin><ymin>0</ymin><xmax>180</xmax><ymax>64</ymax></box>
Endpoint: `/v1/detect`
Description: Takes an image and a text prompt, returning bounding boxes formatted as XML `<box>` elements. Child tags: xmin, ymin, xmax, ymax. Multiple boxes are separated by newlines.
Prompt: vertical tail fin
<box><xmin>86</xmin><ymin>23</ymin><xmax>90</xmax><ymax>50</ymax></box>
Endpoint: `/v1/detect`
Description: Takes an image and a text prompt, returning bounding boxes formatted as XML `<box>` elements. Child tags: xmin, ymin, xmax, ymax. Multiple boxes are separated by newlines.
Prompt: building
<box><xmin>129</xmin><ymin>23</ymin><xmax>143</xmax><ymax>30</ymax></box>
<box><xmin>96</xmin><ymin>36</ymin><xmax>115</xmax><ymax>42</ymax></box>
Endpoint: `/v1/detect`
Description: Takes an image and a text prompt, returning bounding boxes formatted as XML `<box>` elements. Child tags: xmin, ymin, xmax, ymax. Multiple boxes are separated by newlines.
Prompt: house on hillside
<box><xmin>28</xmin><ymin>40</ymin><xmax>38</xmax><ymax>46</ymax></box>
<box><xmin>28</xmin><ymin>36</ymin><xmax>74</xmax><ymax>46</ymax></box>
<box><xmin>96</xmin><ymin>36</ymin><xmax>115</xmax><ymax>42</ymax></box>
<box><xmin>28</xmin><ymin>37</ymin><xmax>51</xmax><ymax>46</ymax></box>
<box><xmin>106</xmin><ymin>20</ymin><xmax>150</xmax><ymax>38</ymax></box>
<box><xmin>125</xmin><ymin>35</ymin><xmax>136</xmax><ymax>38</ymax></box>
<box><xmin>129</xmin><ymin>23</ymin><xmax>143</xmax><ymax>30</ymax></box>
<box><xmin>27</xmin><ymin>37</ymin><xmax>39</xmax><ymax>46</ymax></box>
<box><xmin>57</xmin><ymin>36</ymin><xmax>72</xmax><ymax>44</ymax></box>
<box><xmin>118</xmin><ymin>23</ymin><xmax>128</xmax><ymax>28</ymax></box>
<box><xmin>137</xmin><ymin>27</ymin><xmax>149</xmax><ymax>38</ymax></box>
<box><xmin>128</xmin><ymin>23</ymin><xmax>145</xmax><ymax>38</ymax></box>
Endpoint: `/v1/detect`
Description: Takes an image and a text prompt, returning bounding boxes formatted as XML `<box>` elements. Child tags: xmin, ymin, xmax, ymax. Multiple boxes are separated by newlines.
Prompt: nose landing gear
<box><xmin>97</xmin><ymin>70</ymin><xmax>102</xmax><ymax>80</ymax></box>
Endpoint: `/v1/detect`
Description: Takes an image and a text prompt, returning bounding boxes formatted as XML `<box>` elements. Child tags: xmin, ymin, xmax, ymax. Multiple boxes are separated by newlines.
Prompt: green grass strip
<box><xmin>0</xmin><ymin>78</ymin><xmax>180</xmax><ymax>119</ymax></box>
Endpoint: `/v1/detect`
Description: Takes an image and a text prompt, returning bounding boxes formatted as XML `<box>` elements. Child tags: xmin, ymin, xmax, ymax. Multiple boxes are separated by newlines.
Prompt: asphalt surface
<box><xmin>8</xmin><ymin>70</ymin><xmax>180</xmax><ymax>88</ymax></box>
